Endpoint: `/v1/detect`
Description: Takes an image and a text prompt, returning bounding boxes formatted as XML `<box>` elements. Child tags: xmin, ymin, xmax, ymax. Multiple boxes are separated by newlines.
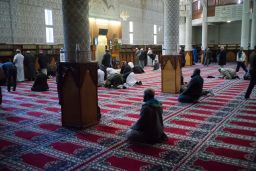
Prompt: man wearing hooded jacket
<box><xmin>126</xmin><ymin>88</ymin><xmax>167</xmax><ymax>144</ymax></box>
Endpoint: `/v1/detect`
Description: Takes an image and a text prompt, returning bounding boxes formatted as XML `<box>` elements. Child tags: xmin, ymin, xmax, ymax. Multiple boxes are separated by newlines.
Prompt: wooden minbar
<box><xmin>161</xmin><ymin>55</ymin><xmax>181</xmax><ymax>94</ymax></box>
<box><xmin>57</xmin><ymin>62</ymin><xmax>100</xmax><ymax>128</ymax></box>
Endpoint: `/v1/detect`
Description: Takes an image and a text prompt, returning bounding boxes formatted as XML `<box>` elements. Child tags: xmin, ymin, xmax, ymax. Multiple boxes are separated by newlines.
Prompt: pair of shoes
<box><xmin>208</xmin><ymin>90</ymin><xmax>215</xmax><ymax>96</ymax></box>
<box><xmin>136</xmin><ymin>81</ymin><xmax>142</xmax><ymax>85</ymax></box>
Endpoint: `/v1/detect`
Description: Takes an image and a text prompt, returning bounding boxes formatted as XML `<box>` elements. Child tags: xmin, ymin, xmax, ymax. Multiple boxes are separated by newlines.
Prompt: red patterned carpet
<box><xmin>0</xmin><ymin>63</ymin><xmax>256</xmax><ymax>171</ymax></box>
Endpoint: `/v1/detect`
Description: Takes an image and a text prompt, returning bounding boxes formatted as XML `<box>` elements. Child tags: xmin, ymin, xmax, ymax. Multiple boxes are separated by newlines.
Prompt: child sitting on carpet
<box><xmin>126</xmin><ymin>88</ymin><xmax>168</xmax><ymax>144</ymax></box>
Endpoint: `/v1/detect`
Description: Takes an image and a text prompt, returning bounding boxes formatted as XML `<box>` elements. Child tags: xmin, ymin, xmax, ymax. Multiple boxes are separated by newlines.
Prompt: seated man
<box><xmin>153</xmin><ymin>60</ymin><xmax>160</xmax><ymax>70</ymax></box>
<box><xmin>31</xmin><ymin>72</ymin><xmax>49</xmax><ymax>92</ymax></box>
<box><xmin>99</xmin><ymin>64</ymin><xmax>107</xmax><ymax>80</ymax></box>
<box><xmin>98</xmin><ymin>68</ymin><xmax>105</xmax><ymax>87</ymax></box>
<box><xmin>178</xmin><ymin>68</ymin><xmax>213</xmax><ymax>103</ymax></box>
<box><xmin>126</xmin><ymin>88</ymin><xmax>168</xmax><ymax>144</ymax></box>
<box><xmin>104</xmin><ymin>73</ymin><xmax>123</xmax><ymax>88</ymax></box>
<box><xmin>132</xmin><ymin>65</ymin><xmax>145</xmax><ymax>74</ymax></box>
<box><xmin>120</xmin><ymin>61</ymin><xmax>128</xmax><ymax>74</ymax></box>
<box><xmin>123</xmin><ymin>70</ymin><xmax>142</xmax><ymax>88</ymax></box>
<box><xmin>1</xmin><ymin>62</ymin><xmax>17</xmax><ymax>92</ymax></box>
<box><xmin>218</xmin><ymin>68</ymin><xmax>238</xmax><ymax>79</ymax></box>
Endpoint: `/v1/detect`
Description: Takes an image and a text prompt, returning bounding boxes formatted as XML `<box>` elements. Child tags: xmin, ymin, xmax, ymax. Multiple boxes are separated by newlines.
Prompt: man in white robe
<box><xmin>13</xmin><ymin>49</ymin><xmax>24</xmax><ymax>82</ymax></box>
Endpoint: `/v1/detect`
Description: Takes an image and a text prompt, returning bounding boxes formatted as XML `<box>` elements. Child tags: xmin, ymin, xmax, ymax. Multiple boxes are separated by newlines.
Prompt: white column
<box><xmin>179</xmin><ymin>17</ymin><xmax>186</xmax><ymax>46</ymax></box>
<box><xmin>163</xmin><ymin>0</ymin><xmax>180</xmax><ymax>55</ymax></box>
<box><xmin>241</xmin><ymin>0</ymin><xmax>250</xmax><ymax>50</ymax></box>
<box><xmin>201</xmin><ymin>0</ymin><xmax>208</xmax><ymax>50</ymax></box>
<box><xmin>185</xmin><ymin>0</ymin><xmax>192</xmax><ymax>51</ymax></box>
<box><xmin>251</xmin><ymin>0</ymin><xmax>256</xmax><ymax>49</ymax></box>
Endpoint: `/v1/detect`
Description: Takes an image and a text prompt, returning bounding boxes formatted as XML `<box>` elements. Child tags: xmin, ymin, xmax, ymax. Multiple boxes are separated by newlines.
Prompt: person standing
<box><xmin>218</xmin><ymin>46</ymin><xmax>226</xmax><ymax>68</ymax></box>
<box><xmin>245</xmin><ymin>46</ymin><xmax>256</xmax><ymax>99</ymax></box>
<box><xmin>139</xmin><ymin>48</ymin><xmax>145</xmax><ymax>69</ymax></box>
<box><xmin>135</xmin><ymin>48</ymin><xmax>140</xmax><ymax>66</ymax></box>
<box><xmin>126</xmin><ymin>88</ymin><xmax>167</xmax><ymax>144</ymax></box>
<box><xmin>204</xmin><ymin>48</ymin><xmax>212</xmax><ymax>66</ymax></box>
<box><xmin>192</xmin><ymin>47</ymin><xmax>198</xmax><ymax>63</ymax></box>
<box><xmin>101</xmin><ymin>49</ymin><xmax>112</xmax><ymax>68</ymax></box>
<box><xmin>1</xmin><ymin>62</ymin><xmax>17</xmax><ymax>92</ymax></box>
<box><xmin>38</xmin><ymin>50</ymin><xmax>49</xmax><ymax>76</ymax></box>
<box><xmin>24</xmin><ymin>51</ymin><xmax>36</xmax><ymax>81</ymax></box>
<box><xmin>13</xmin><ymin>49</ymin><xmax>24</xmax><ymax>82</ymax></box>
<box><xmin>236</xmin><ymin>47</ymin><xmax>248</xmax><ymax>73</ymax></box>
<box><xmin>147</xmin><ymin>48</ymin><xmax>155</xmax><ymax>66</ymax></box>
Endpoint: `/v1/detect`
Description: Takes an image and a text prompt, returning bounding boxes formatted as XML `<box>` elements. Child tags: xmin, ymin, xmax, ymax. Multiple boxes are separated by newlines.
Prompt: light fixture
<box><xmin>227</xmin><ymin>20</ymin><xmax>231</xmax><ymax>23</ymax></box>
<box><xmin>120</xmin><ymin>10</ymin><xmax>130</xmax><ymax>21</ymax></box>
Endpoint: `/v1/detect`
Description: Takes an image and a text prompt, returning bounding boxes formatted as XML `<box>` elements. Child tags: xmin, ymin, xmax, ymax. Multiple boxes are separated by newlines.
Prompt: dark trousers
<box><xmin>178</xmin><ymin>94</ymin><xmax>198</xmax><ymax>103</ymax></box>
<box><xmin>245</xmin><ymin>70</ymin><xmax>256</xmax><ymax>98</ymax></box>
<box><xmin>236</xmin><ymin>62</ymin><xmax>248</xmax><ymax>73</ymax></box>
<box><xmin>4</xmin><ymin>66</ymin><xmax>17</xmax><ymax>92</ymax></box>
<box><xmin>0</xmin><ymin>86</ymin><xmax>2</xmax><ymax>104</ymax></box>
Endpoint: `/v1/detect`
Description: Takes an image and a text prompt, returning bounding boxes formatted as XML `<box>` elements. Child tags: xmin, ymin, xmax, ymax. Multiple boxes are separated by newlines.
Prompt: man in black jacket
<box><xmin>245</xmin><ymin>46</ymin><xmax>256</xmax><ymax>99</ymax></box>
<box><xmin>31</xmin><ymin>72</ymin><xmax>49</xmax><ymax>92</ymax></box>
<box><xmin>38</xmin><ymin>50</ymin><xmax>49</xmax><ymax>75</ymax></box>
<box><xmin>24</xmin><ymin>51</ymin><xmax>36</xmax><ymax>81</ymax></box>
<box><xmin>178</xmin><ymin>68</ymin><xmax>213</xmax><ymax>103</ymax></box>
<box><xmin>126</xmin><ymin>88</ymin><xmax>168</xmax><ymax>144</ymax></box>
<box><xmin>101</xmin><ymin>49</ymin><xmax>112</xmax><ymax>68</ymax></box>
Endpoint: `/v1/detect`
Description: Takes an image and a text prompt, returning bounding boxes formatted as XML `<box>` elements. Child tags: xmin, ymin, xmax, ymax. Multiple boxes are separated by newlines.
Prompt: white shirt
<box><xmin>236</xmin><ymin>51</ymin><xmax>246</xmax><ymax>62</ymax></box>
<box><xmin>98</xmin><ymin>69</ymin><xmax>105</xmax><ymax>86</ymax></box>
<box><xmin>123</xmin><ymin>72</ymin><xmax>137</xmax><ymax>87</ymax></box>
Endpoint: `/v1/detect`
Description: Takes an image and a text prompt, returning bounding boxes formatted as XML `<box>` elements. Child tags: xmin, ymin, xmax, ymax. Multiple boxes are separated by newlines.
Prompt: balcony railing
<box><xmin>192</xmin><ymin>0</ymin><xmax>244</xmax><ymax>19</ymax></box>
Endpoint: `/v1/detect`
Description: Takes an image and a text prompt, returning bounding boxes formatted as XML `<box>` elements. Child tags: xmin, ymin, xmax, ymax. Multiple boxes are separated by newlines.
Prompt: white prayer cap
<box><xmin>128</xmin><ymin>62</ymin><xmax>134</xmax><ymax>68</ymax></box>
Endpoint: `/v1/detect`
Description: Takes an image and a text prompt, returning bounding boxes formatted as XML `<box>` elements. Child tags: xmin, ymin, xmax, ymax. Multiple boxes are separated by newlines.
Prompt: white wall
<box><xmin>0</xmin><ymin>0</ymin><xmax>12</xmax><ymax>43</ymax></box>
<box><xmin>0</xmin><ymin>0</ymin><xmax>244</xmax><ymax>46</ymax></box>
<box><xmin>192</xmin><ymin>21</ymin><xmax>242</xmax><ymax>45</ymax></box>
<box><xmin>120</xmin><ymin>0</ymin><xmax>164</xmax><ymax>45</ymax></box>
<box><xmin>219</xmin><ymin>21</ymin><xmax>242</xmax><ymax>44</ymax></box>
<box><xmin>0</xmin><ymin>0</ymin><xmax>63</xmax><ymax>44</ymax></box>
<box><xmin>0</xmin><ymin>0</ymin><xmax>165</xmax><ymax>45</ymax></box>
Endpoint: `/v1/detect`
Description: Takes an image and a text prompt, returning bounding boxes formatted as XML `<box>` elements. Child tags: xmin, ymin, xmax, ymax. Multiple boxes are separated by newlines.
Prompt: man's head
<box><xmin>218</xmin><ymin>68</ymin><xmax>223</xmax><ymax>73</ymax></box>
<box><xmin>193</xmin><ymin>68</ymin><xmax>201</xmax><ymax>76</ymax></box>
<box><xmin>16</xmin><ymin>49</ymin><xmax>21</xmax><ymax>53</ymax></box>
<box><xmin>143</xmin><ymin>88</ymin><xmax>155</xmax><ymax>102</ymax></box>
